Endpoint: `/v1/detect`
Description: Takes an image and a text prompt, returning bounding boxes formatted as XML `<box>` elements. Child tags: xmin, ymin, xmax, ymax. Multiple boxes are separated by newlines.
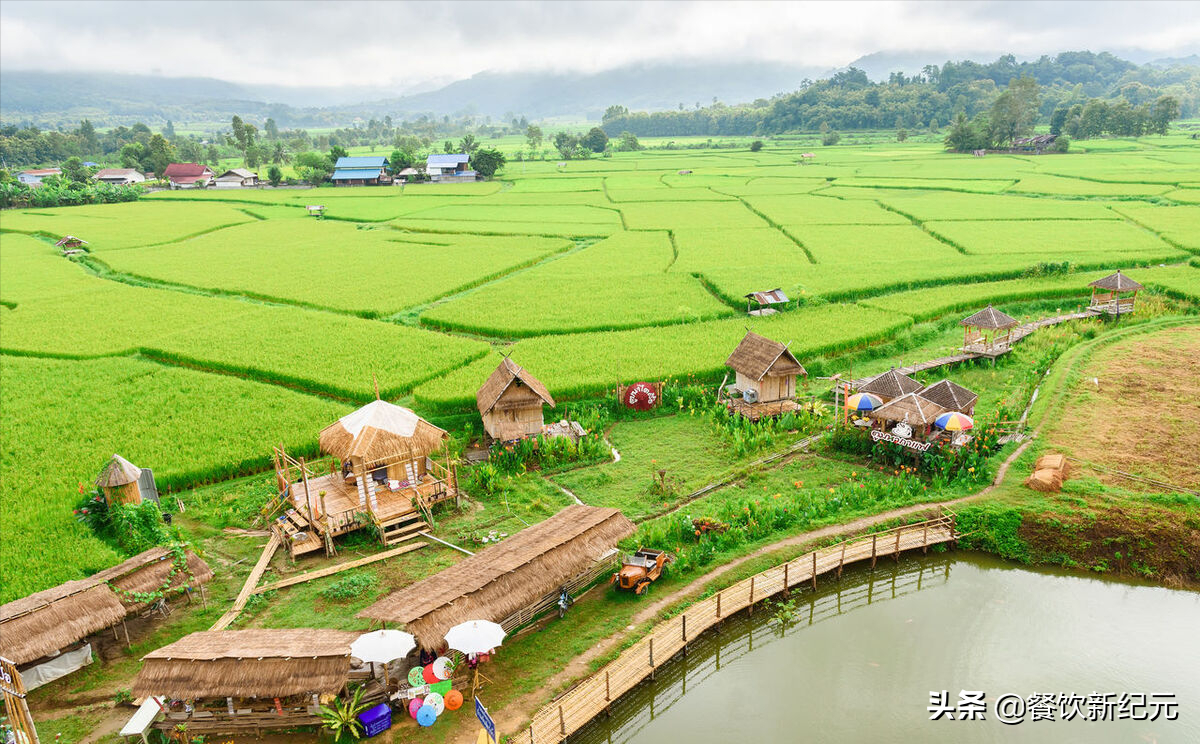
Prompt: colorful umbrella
<box><xmin>846</xmin><ymin>392</ymin><xmax>884</xmax><ymax>412</ymax></box>
<box><xmin>934</xmin><ymin>412</ymin><xmax>975</xmax><ymax>431</ymax></box>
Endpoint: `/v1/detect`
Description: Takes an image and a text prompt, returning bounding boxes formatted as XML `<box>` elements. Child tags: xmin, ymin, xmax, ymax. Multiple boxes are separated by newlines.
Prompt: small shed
<box><xmin>960</xmin><ymin>305</ymin><xmax>1019</xmax><ymax>357</ymax></box>
<box><xmin>89</xmin><ymin>546</ymin><xmax>213</xmax><ymax>612</ymax></box>
<box><xmin>857</xmin><ymin>367</ymin><xmax>923</xmax><ymax>403</ymax></box>
<box><xmin>55</xmin><ymin>235</ymin><xmax>88</xmax><ymax>251</ymax></box>
<box><xmin>476</xmin><ymin>358</ymin><xmax>556</xmax><ymax>443</ymax></box>
<box><xmin>306</xmin><ymin>205</ymin><xmax>325</xmax><ymax>217</ymax></box>
<box><xmin>96</xmin><ymin>454</ymin><xmax>144</xmax><ymax>506</ymax></box>
<box><xmin>868</xmin><ymin>392</ymin><xmax>949</xmax><ymax>437</ymax></box>
<box><xmin>359</xmin><ymin>505</ymin><xmax>634</xmax><ymax>648</ymax></box>
<box><xmin>918</xmin><ymin>379</ymin><xmax>979</xmax><ymax>416</ymax></box>
<box><xmin>395</xmin><ymin>167</ymin><xmax>420</xmax><ymax>182</ymax></box>
<box><xmin>725</xmin><ymin>331</ymin><xmax>806</xmax><ymax>406</ymax></box>
<box><xmin>214</xmin><ymin>168</ymin><xmax>260</xmax><ymax>188</ymax></box>
<box><xmin>1088</xmin><ymin>271</ymin><xmax>1142</xmax><ymax>316</ymax></box>
<box><xmin>745</xmin><ymin>288</ymin><xmax>789</xmax><ymax>316</ymax></box>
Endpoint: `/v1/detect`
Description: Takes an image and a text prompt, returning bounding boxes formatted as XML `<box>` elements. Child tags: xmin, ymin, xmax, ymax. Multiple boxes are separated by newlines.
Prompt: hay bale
<box><xmin>1035</xmin><ymin>453</ymin><xmax>1069</xmax><ymax>474</ymax></box>
<box><xmin>1025</xmin><ymin>468</ymin><xmax>1063</xmax><ymax>492</ymax></box>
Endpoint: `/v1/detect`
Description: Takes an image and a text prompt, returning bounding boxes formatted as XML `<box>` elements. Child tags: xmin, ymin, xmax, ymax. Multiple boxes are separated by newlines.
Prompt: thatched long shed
<box><xmin>132</xmin><ymin>629</ymin><xmax>360</xmax><ymax>699</ymax></box>
<box><xmin>476</xmin><ymin>358</ymin><xmax>556</xmax><ymax>442</ymax></box>
<box><xmin>0</xmin><ymin>580</ymin><xmax>126</xmax><ymax>667</ymax></box>
<box><xmin>90</xmin><ymin>546</ymin><xmax>213</xmax><ymax>611</ymax></box>
<box><xmin>359</xmin><ymin>504</ymin><xmax>634</xmax><ymax>648</ymax></box>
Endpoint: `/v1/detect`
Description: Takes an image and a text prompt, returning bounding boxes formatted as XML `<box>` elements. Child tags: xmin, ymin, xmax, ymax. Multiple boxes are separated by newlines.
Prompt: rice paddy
<box><xmin>2</xmin><ymin>136</ymin><xmax>1199</xmax><ymax>599</ymax></box>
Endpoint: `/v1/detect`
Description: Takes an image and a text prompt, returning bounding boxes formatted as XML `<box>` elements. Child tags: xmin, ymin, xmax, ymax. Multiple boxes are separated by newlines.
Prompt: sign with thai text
<box><xmin>871</xmin><ymin>429</ymin><xmax>933</xmax><ymax>452</ymax></box>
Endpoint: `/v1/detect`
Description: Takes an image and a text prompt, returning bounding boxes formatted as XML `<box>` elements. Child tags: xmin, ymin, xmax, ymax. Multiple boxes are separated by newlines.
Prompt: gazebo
<box><xmin>960</xmin><ymin>305</ymin><xmax>1019</xmax><ymax>357</ymax></box>
<box><xmin>96</xmin><ymin>454</ymin><xmax>144</xmax><ymax>506</ymax></box>
<box><xmin>918</xmin><ymin>379</ymin><xmax>979</xmax><ymax>417</ymax></box>
<box><xmin>1088</xmin><ymin>271</ymin><xmax>1142</xmax><ymax>316</ymax></box>
<box><xmin>476</xmin><ymin>358</ymin><xmax>556</xmax><ymax>444</ymax></box>
<box><xmin>868</xmin><ymin>392</ymin><xmax>949</xmax><ymax>439</ymax></box>
<box><xmin>856</xmin><ymin>367</ymin><xmax>923</xmax><ymax>404</ymax></box>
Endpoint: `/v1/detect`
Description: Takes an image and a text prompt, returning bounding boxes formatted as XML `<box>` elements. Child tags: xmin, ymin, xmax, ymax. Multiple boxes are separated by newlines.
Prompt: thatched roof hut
<box><xmin>359</xmin><ymin>505</ymin><xmax>634</xmax><ymax>648</ymax></box>
<box><xmin>0</xmin><ymin>580</ymin><xmax>125</xmax><ymax>665</ymax></box>
<box><xmin>1089</xmin><ymin>270</ymin><xmax>1143</xmax><ymax>292</ymax></box>
<box><xmin>96</xmin><ymin>454</ymin><xmax>143</xmax><ymax>506</ymax></box>
<box><xmin>90</xmin><ymin>547</ymin><xmax>214</xmax><ymax>611</ymax></box>
<box><xmin>476</xmin><ymin>358</ymin><xmax>555</xmax><ymax>442</ymax></box>
<box><xmin>960</xmin><ymin>305</ymin><xmax>1018</xmax><ymax>330</ymax></box>
<box><xmin>132</xmin><ymin>629</ymin><xmax>360</xmax><ymax>699</ymax></box>
<box><xmin>918</xmin><ymin>379</ymin><xmax>979</xmax><ymax>415</ymax></box>
<box><xmin>726</xmin><ymin>331</ymin><xmax>806</xmax><ymax>404</ymax></box>
<box><xmin>869</xmin><ymin>393</ymin><xmax>948</xmax><ymax>426</ymax></box>
<box><xmin>319</xmin><ymin>400</ymin><xmax>447</xmax><ymax>463</ymax></box>
<box><xmin>858</xmin><ymin>368</ymin><xmax>923</xmax><ymax>401</ymax></box>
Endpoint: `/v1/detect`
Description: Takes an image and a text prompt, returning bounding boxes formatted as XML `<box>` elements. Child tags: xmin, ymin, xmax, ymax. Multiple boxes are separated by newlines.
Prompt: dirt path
<box><xmin>464</xmin><ymin>437</ymin><xmax>1034</xmax><ymax>742</ymax></box>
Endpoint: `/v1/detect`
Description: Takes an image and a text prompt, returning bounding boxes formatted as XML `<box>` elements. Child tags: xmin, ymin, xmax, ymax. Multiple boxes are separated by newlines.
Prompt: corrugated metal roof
<box><xmin>334</xmin><ymin>156</ymin><xmax>388</xmax><ymax>168</ymax></box>
<box><xmin>331</xmin><ymin>169</ymin><xmax>382</xmax><ymax>180</ymax></box>
<box><xmin>745</xmin><ymin>289</ymin><xmax>788</xmax><ymax>305</ymax></box>
<box><xmin>427</xmin><ymin>153</ymin><xmax>470</xmax><ymax>166</ymax></box>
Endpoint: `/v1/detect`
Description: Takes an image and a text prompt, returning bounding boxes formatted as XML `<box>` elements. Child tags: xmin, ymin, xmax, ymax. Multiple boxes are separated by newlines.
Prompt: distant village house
<box><xmin>92</xmin><ymin>168</ymin><xmax>146</xmax><ymax>186</ymax></box>
<box><xmin>163</xmin><ymin>163</ymin><xmax>215</xmax><ymax>189</ymax></box>
<box><xmin>426</xmin><ymin>153</ymin><xmax>476</xmax><ymax>183</ymax></box>
<box><xmin>331</xmin><ymin>156</ymin><xmax>391</xmax><ymax>186</ymax></box>
<box><xmin>17</xmin><ymin>168</ymin><xmax>61</xmax><ymax>186</ymax></box>
<box><xmin>214</xmin><ymin>168</ymin><xmax>261</xmax><ymax>188</ymax></box>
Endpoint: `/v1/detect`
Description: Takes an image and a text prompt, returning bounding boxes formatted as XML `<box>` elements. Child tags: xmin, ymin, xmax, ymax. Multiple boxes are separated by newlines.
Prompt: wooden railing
<box><xmin>518</xmin><ymin>512</ymin><xmax>958</xmax><ymax>744</ymax></box>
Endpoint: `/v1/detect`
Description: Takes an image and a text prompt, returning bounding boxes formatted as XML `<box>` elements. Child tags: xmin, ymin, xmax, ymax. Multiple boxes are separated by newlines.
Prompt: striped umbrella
<box><xmin>934</xmin><ymin>412</ymin><xmax>975</xmax><ymax>431</ymax></box>
<box><xmin>846</xmin><ymin>392</ymin><xmax>884</xmax><ymax>412</ymax></box>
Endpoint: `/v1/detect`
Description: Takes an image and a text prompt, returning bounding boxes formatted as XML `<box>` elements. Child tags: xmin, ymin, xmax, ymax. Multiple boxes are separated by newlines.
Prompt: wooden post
<box><xmin>649</xmin><ymin>638</ymin><xmax>655</xmax><ymax>679</ymax></box>
<box><xmin>558</xmin><ymin>705</ymin><xmax>566</xmax><ymax>736</ymax></box>
<box><xmin>838</xmin><ymin>542</ymin><xmax>846</xmax><ymax>578</ymax></box>
<box><xmin>682</xmin><ymin>614</ymin><xmax>688</xmax><ymax>643</ymax></box>
<box><xmin>894</xmin><ymin>528</ymin><xmax>901</xmax><ymax>561</ymax></box>
<box><xmin>605</xmin><ymin>670</ymin><xmax>611</xmax><ymax>702</ymax></box>
<box><xmin>923</xmin><ymin>521</ymin><xmax>929</xmax><ymax>554</ymax></box>
<box><xmin>748</xmin><ymin>576</ymin><xmax>755</xmax><ymax>614</ymax></box>
<box><xmin>783</xmin><ymin>561</ymin><xmax>789</xmax><ymax>595</ymax></box>
<box><xmin>123</xmin><ymin>619</ymin><xmax>131</xmax><ymax>649</ymax></box>
<box><xmin>871</xmin><ymin>534</ymin><xmax>878</xmax><ymax>569</ymax></box>
<box><xmin>716</xmin><ymin>592</ymin><xmax>721</xmax><ymax>619</ymax></box>
<box><xmin>812</xmin><ymin>551</ymin><xmax>817</xmax><ymax>589</ymax></box>
<box><xmin>199</xmin><ymin>582</ymin><xmax>207</xmax><ymax>609</ymax></box>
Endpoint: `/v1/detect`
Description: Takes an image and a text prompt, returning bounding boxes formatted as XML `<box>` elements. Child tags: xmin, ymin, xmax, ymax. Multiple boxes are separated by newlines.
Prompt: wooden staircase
<box><xmin>378</xmin><ymin>512</ymin><xmax>428</xmax><ymax>547</ymax></box>
<box><xmin>272</xmin><ymin>508</ymin><xmax>325</xmax><ymax>558</ymax></box>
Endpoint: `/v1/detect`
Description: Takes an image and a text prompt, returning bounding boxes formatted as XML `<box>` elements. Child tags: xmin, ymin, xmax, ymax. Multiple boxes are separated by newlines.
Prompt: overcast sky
<box><xmin>3</xmin><ymin>1</ymin><xmax>1198</xmax><ymax>89</ymax></box>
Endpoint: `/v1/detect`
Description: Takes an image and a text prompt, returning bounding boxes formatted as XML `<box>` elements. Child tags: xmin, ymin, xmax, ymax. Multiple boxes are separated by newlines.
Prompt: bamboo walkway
<box><xmin>249</xmin><ymin>541</ymin><xmax>426</xmax><ymax>595</ymax></box>
<box><xmin>209</xmin><ymin>533</ymin><xmax>280</xmax><ymax>631</ymax></box>
<box><xmin>517</xmin><ymin>512</ymin><xmax>959</xmax><ymax>743</ymax></box>
<box><xmin>849</xmin><ymin>309</ymin><xmax>1098</xmax><ymax>388</ymax></box>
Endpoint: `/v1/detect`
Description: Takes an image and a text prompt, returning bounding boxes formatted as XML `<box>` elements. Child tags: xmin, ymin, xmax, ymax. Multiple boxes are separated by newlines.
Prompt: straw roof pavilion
<box><xmin>858</xmin><ymin>368</ymin><xmax>923</xmax><ymax>401</ymax></box>
<box><xmin>960</xmin><ymin>305</ymin><xmax>1018</xmax><ymax>330</ymax></box>
<box><xmin>1089</xmin><ymin>270</ymin><xmax>1143</xmax><ymax>292</ymax></box>
<box><xmin>0</xmin><ymin>580</ymin><xmax>125</xmax><ymax>665</ymax></box>
<box><xmin>726</xmin><ymin>331</ymin><xmax>806</xmax><ymax>381</ymax></box>
<box><xmin>918</xmin><ymin>379</ymin><xmax>979</xmax><ymax>414</ymax></box>
<box><xmin>359</xmin><ymin>505</ymin><xmax>634</xmax><ymax>648</ymax></box>
<box><xmin>477</xmin><ymin>358</ymin><xmax>555</xmax><ymax>416</ymax></box>
<box><xmin>90</xmin><ymin>547</ymin><xmax>213</xmax><ymax>611</ymax></box>
<box><xmin>870</xmin><ymin>393</ymin><xmax>949</xmax><ymax>426</ymax></box>
<box><xmin>319</xmin><ymin>400</ymin><xmax>447</xmax><ymax>462</ymax></box>
<box><xmin>96</xmin><ymin>454</ymin><xmax>141</xmax><ymax>488</ymax></box>
<box><xmin>132</xmin><ymin>629</ymin><xmax>360</xmax><ymax>699</ymax></box>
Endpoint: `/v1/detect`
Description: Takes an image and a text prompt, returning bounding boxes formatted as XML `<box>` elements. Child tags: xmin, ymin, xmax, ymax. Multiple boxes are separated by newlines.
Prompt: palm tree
<box><xmin>319</xmin><ymin>685</ymin><xmax>369</xmax><ymax>741</ymax></box>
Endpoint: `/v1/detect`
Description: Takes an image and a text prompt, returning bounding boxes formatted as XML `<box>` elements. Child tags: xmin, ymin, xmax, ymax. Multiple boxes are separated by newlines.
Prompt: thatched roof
<box><xmin>96</xmin><ymin>454</ymin><xmax>141</xmax><ymax>488</ymax></box>
<box><xmin>1089</xmin><ymin>270</ymin><xmax>1143</xmax><ymax>292</ymax></box>
<box><xmin>726</xmin><ymin>331</ymin><xmax>806</xmax><ymax>381</ymax></box>
<box><xmin>132</xmin><ymin>629</ymin><xmax>360</xmax><ymax>699</ymax></box>
<box><xmin>857</xmin><ymin>368</ymin><xmax>923</xmax><ymax>400</ymax></box>
<box><xmin>319</xmin><ymin>400</ymin><xmax>447</xmax><ymax>462</ymax></box>
<box><xmin>476</xmin><ymin>358</ymin><xmax>555</xmax><ymax>415</ymax></box>
<box><xmin>918</xmin><ymin>379</ymin><xmax>979</xmax><ymax>413</ymax></box>
<box><xmin>359</xmin><ymin>505</ymin><xmax>634</xmax><ymax>648</ymax></box>
<box><xmin>0</xmin><ymin>580</ymin><xmax>125</xmax><ymax>665</ymax></box>
<box><xmin>960</xmin><ymin>305</ymin><xmax>1018</xmax><ymax>330</ymax></box>
<box><xmin>869</xmin><ymin>393</ymin><xmax>949</xmax><ymax>425</ymax></box>
<box><xmin>90</xmin><ymin>547</ymin><xmax>214</xmax><ymax>611</ymax></box>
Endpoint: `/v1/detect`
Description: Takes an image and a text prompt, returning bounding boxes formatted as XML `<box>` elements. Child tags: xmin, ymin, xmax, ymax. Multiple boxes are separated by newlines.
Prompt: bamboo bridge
<box><xmin>518</xmin><ymin>512</ymin><xmax>960</xmax><ymax>744</ymax></box>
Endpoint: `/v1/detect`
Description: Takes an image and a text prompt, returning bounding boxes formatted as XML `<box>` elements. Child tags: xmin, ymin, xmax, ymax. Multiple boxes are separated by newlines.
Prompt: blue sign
<box><xmin>475</xmin><ymin>696</ymin><xmax>496</xmax><ymax>742</ymax></box>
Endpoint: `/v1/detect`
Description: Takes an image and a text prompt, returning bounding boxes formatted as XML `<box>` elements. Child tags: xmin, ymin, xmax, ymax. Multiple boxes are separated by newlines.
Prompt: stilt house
<box><xmin>476</xmin><ymin>358</ymin><xmax>556</xmax><ymax>443</ymax></box>
<box><xmin>725</xmin><ymin>331</ymin><xmax>806</xmax><ymax>419</ymax></box>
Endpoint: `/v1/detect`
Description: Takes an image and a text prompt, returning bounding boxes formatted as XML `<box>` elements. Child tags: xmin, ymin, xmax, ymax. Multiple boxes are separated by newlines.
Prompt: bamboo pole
<box><xmin>812</xmin><ymin>551</ymin><xmax>817</xmax><ymax>589</ymax></box>
<box><xmin>894</xmin><ymin>528</ymin><xmax>901</xmax><ymax>561</ymax></box>
<box><xmin>871</xmin><ymin>534</ymin><xmax>877</xmax><ymax>568</ymax></box>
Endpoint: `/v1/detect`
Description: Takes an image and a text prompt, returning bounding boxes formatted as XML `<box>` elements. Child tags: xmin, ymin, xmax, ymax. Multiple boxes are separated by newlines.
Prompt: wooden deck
<box><xmin>517</xmin><ymin>513</ymin><xmax>959</xmax><ymax>744</ymax></box>
<box><xmin>287</xmin><ymin>472</ymin><xmax>447</xmax><ymax>529</ymax></box>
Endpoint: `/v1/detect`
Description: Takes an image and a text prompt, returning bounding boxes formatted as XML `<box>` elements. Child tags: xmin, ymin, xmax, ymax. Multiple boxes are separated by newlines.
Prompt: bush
<box><xmin>749</xmin><ymin>140</ymin><xmax>764</xmax><ymax>152</ymax></box>
<box><xmin>822</xmin><ymin>131</ymin><xmax>841</xmax><ymax>146</ymax></box>
<box><xmin>1052</xmin><ymin>134</ymin><xmax>1070</xmax><ymax>153</ymax></box>
<box><xmin>321</xmin><ymin>572</ymin><xmax>379</xmax><ymax>600</ymax></box>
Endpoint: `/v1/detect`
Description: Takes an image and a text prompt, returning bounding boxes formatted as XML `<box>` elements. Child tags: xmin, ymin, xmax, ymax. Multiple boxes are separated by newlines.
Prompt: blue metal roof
<box><xmin>331</xmin><ymin>168</ymin><xmax>383</xmax><ymax>180</ymax></box>
<box><xmin>427</xmin><ymin>153</ymin><xmax>470</xmax><ymax>166</ymax></box>
<box><xmin>334</xmin><ymin>156</ymin><xmax>388</xmax><ymax>168</ymax></box>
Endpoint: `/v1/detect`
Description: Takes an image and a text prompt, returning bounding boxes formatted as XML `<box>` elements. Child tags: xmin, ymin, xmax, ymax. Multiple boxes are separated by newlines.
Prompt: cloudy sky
<box><xmin>3</xmin><ymin>0</ymin><xmax>1198</xmax><ymax>89</ymax></box>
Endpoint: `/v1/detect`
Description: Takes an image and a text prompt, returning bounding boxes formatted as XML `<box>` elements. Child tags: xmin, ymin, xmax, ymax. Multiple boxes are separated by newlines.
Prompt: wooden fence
<box><xmin>518</xmin><ymin>512</ymin><xmax>958</xmax><ymax>743</ymax></box>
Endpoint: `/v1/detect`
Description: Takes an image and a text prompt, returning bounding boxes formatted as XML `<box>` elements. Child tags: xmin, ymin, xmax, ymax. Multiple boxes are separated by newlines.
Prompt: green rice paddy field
<box><xmin>3</xmin><ymin>137</ymin><xmax>1200</xmax><ymax>601</ymax></box>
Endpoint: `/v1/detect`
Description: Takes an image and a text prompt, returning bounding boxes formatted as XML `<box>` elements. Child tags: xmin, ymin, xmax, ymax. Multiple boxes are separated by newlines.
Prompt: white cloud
<box><xmin>1</xmin><ymin>0</ymin><xmax>1197</xmax><ymax>88</ymax></box>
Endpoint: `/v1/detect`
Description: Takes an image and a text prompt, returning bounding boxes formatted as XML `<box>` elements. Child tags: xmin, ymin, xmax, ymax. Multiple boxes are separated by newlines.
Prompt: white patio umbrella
<box><xmin>351</xmin><ymin>629</ymin><xmax>416</xmax><ymax>686</ymax></box>
<box><xmin>443</xmin><ymin>620</ymin><xmax>506</xmax><ymax>654</ymax></box>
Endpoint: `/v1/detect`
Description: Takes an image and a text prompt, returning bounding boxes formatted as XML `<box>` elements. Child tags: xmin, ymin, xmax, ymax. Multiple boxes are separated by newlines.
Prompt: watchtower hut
<box><xmin>856</xmin><ymin>367</ymin><xmax>923</xmax><ymax>404</ymax></box>
<box><xmin>476</xmin><ymin>358</ymin><xmax>556</xmax><ymax>443</ymax></box>
<box><xmin>918</xmin><ymin>379</ymin><xmax>979</xmax><ymax>417</ymax></box>
<box><xmin>96</xmin><ymin>454</ymin><xmax>143</xmax><ymax>506</ymax></box>
<box><xmin>725</xmin><ymin>331</ymin><xmax>806</xmax><ymax>419</ymax></box>
<box><xmin>1088</xmin><ymin>271</ymin><xmax>1142</xmax><ymax>316</ymax></box>
<box><xmin>960</xmin><ymin>305</ymin><xmax>1019</xmax><ymax>357</ymax></box>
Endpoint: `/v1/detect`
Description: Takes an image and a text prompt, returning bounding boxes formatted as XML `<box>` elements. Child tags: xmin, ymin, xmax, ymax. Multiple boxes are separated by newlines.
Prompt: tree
<box><xmin>897</xmin><ymin>128</ymin><xmax>908</xmax><ymax>142</ymax></box>
<box><xmin>120</xmin><ymin>142</ymin><xmax>148</xmax><ymax>170</ymax></box>
<box><xmin>328</xmin><ymin>145</ymin><xmax>349</xmax><ymax>162</ymax></box>
<box><xmin>77</xmin><ymin>119</ymin><xmax>99</xmax><ymax>154</ymax></box>
<box><xmin>581</xmin><ymin>127</ymin><xmax>608</xmax><ymax>153</ymax></box>
<box><xmin>552</xmin><ymin>131</ymin><xmax>579</xmax><ymax>159</ymax></box>
<box><xmin>146</xmin><ymin>134</ymin><xmax>176</xmax><ymax>177</ymax></box>
<box><xmin>294</xmin><ymin>151</ymin><xmax>333</xmax><ymax>185</ymax></box>
<box><xmin>470</xmin><ymin>147</ymin><xmax>506</xmax><ymax>178</ymax></box>
<box><xmin>266</xmin><ymin>164</ymin><xmax>283</xmax><ymax>186</ymax></box>
<box><xmin>603</xmin><ymin>104</ymin><xmax>630</xmax><ymax>122</ymax></box>
<box><xmin>1149</xmin><ymin>96</ymin><xmax>1180</xmax><ymax>136</ymax></box>
<box><xmin>944</xmin><ymin>112</ymin><xmax>979</xmax><ymax>152</ymax></box>
<box><xmin>206</xmin><ymin>144</ymin><xmax>220</xmax><ymax>167</ymax></box>
<box><xmin>228</xmin><ymin>116</ymin><xmax>258</xmax><ymax>165</ymax></box>
<box><xmin>525</xmin><ymin>124</ymin><xmax>543</xmax><ymax>150</ymax></box>
<box><xmin>749</xmin><ymin>140</ymin><xmax>764</xmax><ymax>152</ymax></box>
<box><xmin>443</xmin><ymin>140</ymin><xmax>455</xmax><ymax>154</ymax></box>
<box><xmin>163</xmin><ymin>120</ymin><xmax>176</xmax><ymax>139</ymax></box>
<box><xmin>264</xmin><ymin>117</ymin><xmax>279</xmax><ymax>140</ymax></box>
<box><xmin>61</xmin><ymin>156</ymin><xmax>91</xmax><ymax>184</ymax></box>
<box><xmin>389</xmin><ymin>148</ymin><xmax>415</xmax><ymax>171</ymax></box>
<box><xmin>821</xmin><ymin>130</ymin><xmax>840</xmax><ymax>146</ymax></box>
<box><xmin>458</xmin><ymin>133</ymin><xmax>479</xmax><ymax>154</ymax></box>
<box><xmin>272</xmin><ymin>141</ymin><xmax>286</xmax><ymax>164</ymax></box>
<box><xmin>988</xmin><ymin>75</ymin><xmax>1040</xmax><ymax>147</ymax></box>
<box><xmin>1049</xmin><ymin>107</ymin><xmax>1069</xmax><ymax>136</ymax></box>
<box><xmin>616</xmin><ymin>131</ymin><xmax>641</xmax><ymax>151</ymax></box>
<box><xmin>1051</xmin><ymin>134</ymin><xmax>1070</xmax><ymax>153</ymax></box>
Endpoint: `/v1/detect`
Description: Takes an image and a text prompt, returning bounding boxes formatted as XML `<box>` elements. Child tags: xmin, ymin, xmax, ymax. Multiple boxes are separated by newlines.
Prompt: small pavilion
<box><xmin>724</xmin><ymin>331</ymin><xmax>806</xmax><ymax>419</ymax></box>
<box><xmin>960</xmin><ymin>305</ymin><xmax>1019</xmax><ymax>357</ymax></box>
<box><xmin>856</xmin><ymin>367</ymin><xmax>923</xmax><ymax>404</ymax></box>
<box><xmin>918</xmin><ymin>379</ymin><xmax>979</xmax><ymax>417</ymax></box>
<box><xmin>744</xmin><ymin>289</ymin><xmax>788</xmax><ymax>316</ymax></box>
<box><xmin>868</xmin><ymin>392</ymin><xmax>949</xmax><ymax>439</ymax></box>
<box><xmin>476</xmin><ymin>358</ymin><xmax>555</xmax><ymax>444</ymax></box>
<box><xmin>1088</xmin><ymin>271</ymin><xmax>1142</xmax><ymax>316</ymax></box>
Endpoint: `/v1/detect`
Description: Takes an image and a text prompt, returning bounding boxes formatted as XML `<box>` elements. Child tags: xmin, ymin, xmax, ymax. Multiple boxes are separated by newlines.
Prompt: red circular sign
<box><xmin>624</xmin><ymin>382</ymin><xmax>658</xmax><ymax>411</ymax></box>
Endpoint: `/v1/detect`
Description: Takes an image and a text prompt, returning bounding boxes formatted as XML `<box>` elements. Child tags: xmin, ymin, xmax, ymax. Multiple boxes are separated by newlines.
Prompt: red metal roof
<box><xmin>163</xmin><ymin>163</ymin><xmax>212</xmax><ymax>178</ymax></box>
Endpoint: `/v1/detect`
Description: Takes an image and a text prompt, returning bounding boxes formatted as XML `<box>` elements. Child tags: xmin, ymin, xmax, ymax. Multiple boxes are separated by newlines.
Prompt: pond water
<box><xmin>571</xmin><ymin>552</ymin><xmax>1199</xmax><ymax>744</ymax></box>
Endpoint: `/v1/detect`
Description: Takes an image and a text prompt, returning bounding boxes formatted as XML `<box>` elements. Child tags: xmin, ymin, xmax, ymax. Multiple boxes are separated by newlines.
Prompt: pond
<box><xmin>571</xmin><ymin>552</ymin><xmax>1199</xmax><ymax>743</ymax></box>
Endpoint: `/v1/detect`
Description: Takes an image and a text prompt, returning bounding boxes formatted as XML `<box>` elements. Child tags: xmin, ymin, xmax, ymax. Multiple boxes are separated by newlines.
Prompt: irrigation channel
<box><xmin>566</xmin><ymin>553</ymin><xmax>1200</xmax><ymax>744</ymax></box>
